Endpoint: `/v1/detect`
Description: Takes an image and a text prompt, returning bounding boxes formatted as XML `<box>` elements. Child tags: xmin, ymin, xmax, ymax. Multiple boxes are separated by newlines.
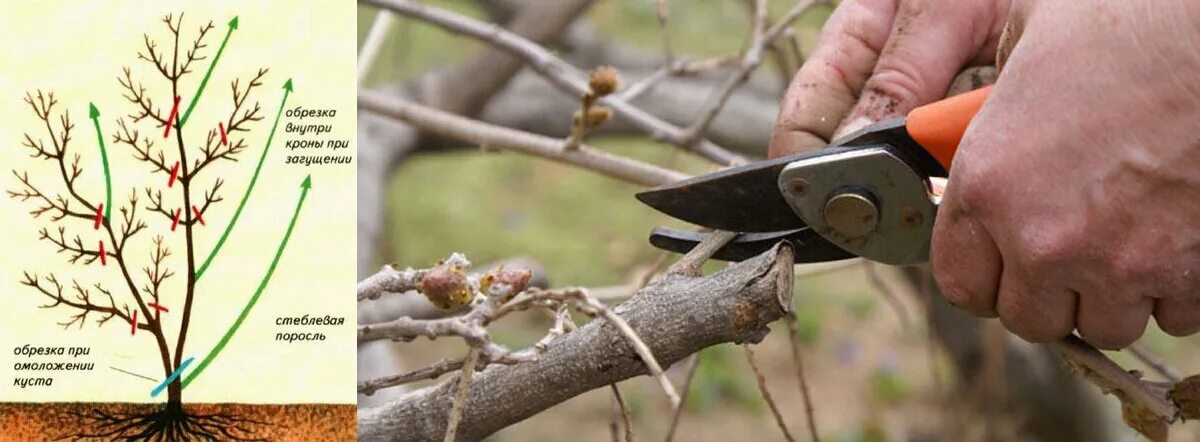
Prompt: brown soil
<box><xmin>0</xmin><ymin>402</ymin><xmax>354</xmax><ymax>441</ymax></box>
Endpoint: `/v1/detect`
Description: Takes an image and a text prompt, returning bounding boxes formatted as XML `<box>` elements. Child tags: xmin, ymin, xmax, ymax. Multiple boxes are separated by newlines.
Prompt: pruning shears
<box><xmin>638</xmin><ymin>86</ymin><xmax>992</xmax><ymax>265</ymax></box>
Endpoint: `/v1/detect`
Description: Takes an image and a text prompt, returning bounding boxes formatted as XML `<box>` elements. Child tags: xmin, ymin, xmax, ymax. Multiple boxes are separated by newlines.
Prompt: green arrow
<box><xmin>182</xmin><ymin>175</ymin><xmax>311</xmax><ymax>389</ymax></box>
<box><xmin>195</xmin><ymin>78</ymin><xmax>292</xmax><ymax>280</ymax></box>
<box><xmin>89</xmin><ymin>103</ymin><xmax>112</xmax><ymax>222</ymax></box>
<box><xmin>178</xmin><ymin>16</ymin><xmax>238</xmax><ymax>128</ymax></box>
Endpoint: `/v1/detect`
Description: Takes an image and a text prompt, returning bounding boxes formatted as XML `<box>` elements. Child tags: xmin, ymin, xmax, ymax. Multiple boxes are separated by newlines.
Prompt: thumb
<box><xmin>835</xmin><ymin>0</ymin><xmax>1010</xmax><ymax>139</ymax></box>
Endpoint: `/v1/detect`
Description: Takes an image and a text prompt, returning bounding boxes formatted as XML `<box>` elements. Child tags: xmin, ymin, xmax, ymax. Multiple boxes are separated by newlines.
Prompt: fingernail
<box><xmin>833</xmin><ymin>116</ymin><xmax>874</xmax><ymax>139</ymax></box>
<box><xmin>770</xmin><ymin>130</ymin><xmax>828</xmax><ymax>157</ymax></box>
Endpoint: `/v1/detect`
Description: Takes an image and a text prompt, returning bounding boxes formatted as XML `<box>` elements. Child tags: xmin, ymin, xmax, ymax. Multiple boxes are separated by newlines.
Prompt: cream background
<box><xmin>0</xmin><ymin>1</ymin><xmax>355</xmax><ymax>403</ymax></box>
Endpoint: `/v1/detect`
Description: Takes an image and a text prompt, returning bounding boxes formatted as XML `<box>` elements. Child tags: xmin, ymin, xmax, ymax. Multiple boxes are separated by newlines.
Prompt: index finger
<box><xmin>770</xmin><ymin>0</ymin><xmax>899</xmax><ymax>157</ymax></box>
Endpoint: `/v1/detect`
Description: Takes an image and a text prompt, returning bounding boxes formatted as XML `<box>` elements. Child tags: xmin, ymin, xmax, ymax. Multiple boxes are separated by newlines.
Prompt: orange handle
<box><xmin>906</xmin><ymin>85</ymin><xmax>992</xmax><ymax>170</ymax></box>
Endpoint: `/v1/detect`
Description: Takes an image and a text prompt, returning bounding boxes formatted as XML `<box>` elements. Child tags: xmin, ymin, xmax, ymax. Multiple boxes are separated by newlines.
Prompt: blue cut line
<box><xmin>150</xmin><ymin>356</ymin><xmax>195</xmax><ymax>397</ymax></box>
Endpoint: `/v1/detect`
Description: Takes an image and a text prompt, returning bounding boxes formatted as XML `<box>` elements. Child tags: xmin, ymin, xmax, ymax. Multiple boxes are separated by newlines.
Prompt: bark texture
<box><xmin>357</xmin><ymin>244</ymin><xmax>795</xmax><ymax>441</ymax></box>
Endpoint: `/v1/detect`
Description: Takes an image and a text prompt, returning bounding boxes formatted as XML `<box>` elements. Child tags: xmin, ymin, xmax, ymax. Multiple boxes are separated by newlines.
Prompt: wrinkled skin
<box><xmin>771</xmin><ymin>0</ymin><xmax>1200</xmax><ymax>349</ymax></box>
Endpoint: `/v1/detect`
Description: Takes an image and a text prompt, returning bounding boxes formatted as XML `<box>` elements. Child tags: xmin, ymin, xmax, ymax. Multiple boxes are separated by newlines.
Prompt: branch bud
<box><xmin>479</xmin><ymin>266</ymin><xmax>532</xmax><ymax>304</ymax></box>
<box><xmin>573</xmin><ymin>106</ymin><xmax>613</xmax><ymax>130</ymax></box>
<box><xmin>588</xmin><ymin>66</ymin><xmax>621</xmax><ymax>97</ymax></box>
<box><xmin>420</xmin><ymin>262</ymin><xmax>473</xmax><ymax>311</ymax></box>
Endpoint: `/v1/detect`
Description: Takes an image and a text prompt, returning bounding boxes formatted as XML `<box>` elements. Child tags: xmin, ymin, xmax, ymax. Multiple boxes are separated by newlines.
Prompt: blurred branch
<box><xmin>1128</xmin><ymin>343</ymin><xmax>1181</xmax><ymax>383</ymax></box>
<box><xmin>664</xmin><ymin>352</ymin><xmax>702</xmax><ymax>442</ymax></box>
<box><xmin>654</xmin><ymin>0</ymin><xmax>674</xmax><ymax>67</ymax></box>
<box><xmin>363</xmin><ymin>0</ymin><xmax>746</xmax><ymax>166</ymax></box>
<box><xmin>677</xmin><ymin>0</ymin><xmax>826</xmax><ymax>147</ymax></box>
<box><xmin>744</xmin><ymin>344</ymin><xmax>795</xmax><ymax>442</ymax></box>
<box><xmin>358</xmin><ymin>11</ymin><xmax>397</xmax><ymax>86</ymax></box>
<box><xmin>609</xmin><ymin>384</ymin><xmax>634</xmax><ymax>442</ymax></box>
<box><xmin>443</xmin><ymin>347</ymin><xmax>480</xmax><ymax>442</ymax></box>
<box><xmin>785</xmin><ymin>312</ymin><xmax>820</xmax><ymax>442</ymax></box>
<box><xmin>359</xmin><ymin>91</ymin><xmax>689</xmax><ymax>187</ymax></box>
<box><xmin>1049</xmin><ymin>336</ymin><xmax>1178</xmax><ymax>424</ymax></box>
<box><xmin>862</xmin><ymin>261</ymin><xmax>913</xmax><ymax>331</ymax></box>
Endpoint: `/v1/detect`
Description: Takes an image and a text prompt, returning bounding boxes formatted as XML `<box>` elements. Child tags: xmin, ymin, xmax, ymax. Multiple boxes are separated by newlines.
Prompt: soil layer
<box><xmin>0</xmin><ymin>402</ymin><xmax>355</xmax><ymax>441</ymax></box>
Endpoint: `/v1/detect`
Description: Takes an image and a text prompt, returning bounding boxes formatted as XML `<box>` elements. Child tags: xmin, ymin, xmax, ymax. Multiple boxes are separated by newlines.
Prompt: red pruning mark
<box><xmin>218</xmin><ymin>122</ymin><xmax>228</xmax><ymax>145</ymax></box>
<box><xmin>192</xmin><ymin>205</ymin><xmax>205</xmax><ymax>226</ymax></box>
<box><xmin>98</xmin><ymin>241</ymin><xmax>107</xmax><ymax>266</ymax></box>
<box><xmin>148</xmin><ymin>302</ymin><xmax>169</xmax><ymax>313</ymax></box>
<box><xmin>93</xmin><ymin>204</ymin><xmax>104</xmax><ymax>230</ymax></box>
<box><xmin>130</xmin><ymin>310</ymin><xmax>138</xmax><ymax>336</ymax></box>
<box><xmin>171</xmin><ymin>208</ymin><xmax>182</xmax><ymax>231</ymax></box>
<box><xmin>164</xmin><ymin>95</ymin><xmax>181</xmax><ymax>138</ymax></box>
<box><xmin>168</xmin><ymin>161</ymin><xmax>181</xmax><ymax>187</ymax></box>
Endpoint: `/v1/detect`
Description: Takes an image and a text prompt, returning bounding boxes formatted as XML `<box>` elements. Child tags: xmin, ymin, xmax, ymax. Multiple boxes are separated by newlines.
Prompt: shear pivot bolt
<box><xmin>824</xmin><ymin>192</ymin><xmax>878</xmax><ymax>239</ymax></box>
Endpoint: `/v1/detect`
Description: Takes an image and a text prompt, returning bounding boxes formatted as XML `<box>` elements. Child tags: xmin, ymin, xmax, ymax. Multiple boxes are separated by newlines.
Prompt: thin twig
<box><xmin>664</xmin><ymin>352</ymin><xmax>702</xmax><ymax>442</ymax></box>
<box><xmin>1128</xmin><ymin>343</ymin><xmax>1181</xmax><ymax>383</ymax></box>
<box><xmin>357</xmin><ymin>264</ymin><xmax>428</xmax><ymax>301</ymax></box>
<box><xmin>654</xmin><ymin>0</ymin><xmax>673</xmax><ymax>68</ymax></box>
<box><xmin>363</xmin><ymin>0</ymin><xmax>746</xmax><ymax>166</ymax></box>
<box><xmin>610</xmin><ymin>384</ymin><xmax>635</xmax><ymax>442</ymax></box>
<box><xmin>665</xmin><ymin>230</ymin><xmax>738</xmax><ymax>277</ymax></box>
<box><xmin>743</xmin><ymin>344</ymin><xmax>795</xmax><ymax>442</ymax></box>
<box><xmin>359</xmin><ymin>357</ymin><xmax>465</xmax><ymax>395</ymax></box>
<box><xmin>358</xmin><ymin>10</ymin><xmax>396</xmax><ymax>86</ymax></box>
<box><xmin>784</xmin><ymin>312</ymin><xmax>820</xmax><ymax>442</ymax></box>
<box><xmin>678</xmin><ymin>0</ymin><xmax>825</xmax><ymax>147</ymax></box>
<box><xmin>587</xmin><ymin>295</ymin><xmax>681</xmax><ymax>408</ymax></box>
<box><xmin>862</xmin><ymin>261</ymin><xmax>913</xmax><ymax>331</ymax></box>
<box><xmin>1049</xmin><ymin>335</ymin><xmax>1178</xmax><ymax>421</ymax></box>
<box><xmin>443</xmin><ymin>347</ymin><xmax>480</xmax><ymax>442</ymax></box>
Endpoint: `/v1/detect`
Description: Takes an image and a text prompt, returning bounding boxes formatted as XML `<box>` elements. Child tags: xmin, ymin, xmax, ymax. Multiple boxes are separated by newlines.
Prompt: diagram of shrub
<box><xmin>7</xmin><ymin>13</ymin><xmax>310</xmax><ymax>440</ymax></box>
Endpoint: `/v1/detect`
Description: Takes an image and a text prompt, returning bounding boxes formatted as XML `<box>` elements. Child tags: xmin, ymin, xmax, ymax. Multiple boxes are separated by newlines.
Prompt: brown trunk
<box><xmin>166</xmin><ymin>381</ymin><xmax>183</xmax><ymax>408</ymax></box>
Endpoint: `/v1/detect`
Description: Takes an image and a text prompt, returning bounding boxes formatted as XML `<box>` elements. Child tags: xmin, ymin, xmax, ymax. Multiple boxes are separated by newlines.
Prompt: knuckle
<box><xmin>1017</xmin><ymin>223</ymin><xmax>1082</xmax><ymax>268</ymax></box>
<box><xmin>1105</xmin><ymin>250</ymin><xmax>1155</xmax><ymax>292</ymax></box>
<box><xmin>863</xmin><ymin>64</ymin><xmax>925</xmax><ymax>110</ymax></box>
<box><xmin>1155</xmin><ymin>307</ymin><xmax>1200</xmax><ymax>337</ymax></box>
<box><xmin>946</xmin><ymin>158</ymin><xmax>1000</xmax><ymax>213</ymax></box>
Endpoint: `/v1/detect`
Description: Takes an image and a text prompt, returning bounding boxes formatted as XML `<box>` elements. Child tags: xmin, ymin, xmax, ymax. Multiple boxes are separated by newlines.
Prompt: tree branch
<box><xmin>362</xmin><ymin>0</ymin><xmax>746</xmax><ymax>166</ymax></box>
<box><xmin>357</xmin><ymin>243</ymin><xmax>795</xmax><ymax>440</ymax></box>
<box><xmin>358</xmin><ymin>91</ymin><xmax>689</xmax><ymax>187</ymax></box>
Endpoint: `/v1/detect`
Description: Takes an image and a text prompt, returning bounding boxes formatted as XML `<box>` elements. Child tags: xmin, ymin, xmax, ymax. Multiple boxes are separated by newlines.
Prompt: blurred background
<box><xmin>355</xmin><ymin>1</ymin><xmax>1200</xmax><ymax>440</ymax></box>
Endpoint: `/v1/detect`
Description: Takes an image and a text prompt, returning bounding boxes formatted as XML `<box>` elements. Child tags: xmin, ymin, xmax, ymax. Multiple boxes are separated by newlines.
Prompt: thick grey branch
<box><xmin>357</xmin><ymin>243</ymin><xmax>795</xmax><ymax>441</ymax></box>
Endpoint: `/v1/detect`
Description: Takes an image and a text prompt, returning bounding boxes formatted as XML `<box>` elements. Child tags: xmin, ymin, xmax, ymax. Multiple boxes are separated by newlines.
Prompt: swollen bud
<box><xmin>572</xmin><ymin>106</ymin><xmax>613</xmax><ymax>129</ymax></box>
<box><xmin>479</xmin><ymin>266</ymin><xmax>532</xmax><ymax>304</ymax></box>
<box><xmin>420</xmin><ymin>262</ymin><xmax>473</xmax><ymax>311</ymax></box>
<box><xmin>588</xmin><ymin>66</ymin><xmax>621</xmax><ymax>97</ymax></box>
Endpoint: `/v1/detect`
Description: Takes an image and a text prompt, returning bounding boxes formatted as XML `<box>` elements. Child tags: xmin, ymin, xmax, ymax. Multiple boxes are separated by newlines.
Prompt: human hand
<box><xmin>770</xmin><ymin>0</ymin><xmax>1010</xmax><ymax>156</ymax></box>
<box><xmin>772</xmin><ymin>0</ymin><xmax>1200</xmax><ymax>349</ymax></box>
<box><xmin>931</xmin><ymin>0</ymin><xmax>1200</xmax><ymax>349</ymax></box>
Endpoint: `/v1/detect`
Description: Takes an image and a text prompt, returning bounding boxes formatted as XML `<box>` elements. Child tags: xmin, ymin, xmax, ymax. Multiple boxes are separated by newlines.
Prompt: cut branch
<box><xmin>357</xmin><ymin>243</ymin><xmax>795</xmax><ymax>440</ymax></box>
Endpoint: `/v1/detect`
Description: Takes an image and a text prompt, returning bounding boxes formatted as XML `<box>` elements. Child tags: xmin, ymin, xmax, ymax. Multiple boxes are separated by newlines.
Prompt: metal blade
<box><xmin>636</xmin><ymin>147</ymin><xmax>855</xmax><ymax>232</ymax></box>
<box><xmin>648</xmin><ymin>226</ymin><xmax>855</xmax><ymax>262</ymax></box>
